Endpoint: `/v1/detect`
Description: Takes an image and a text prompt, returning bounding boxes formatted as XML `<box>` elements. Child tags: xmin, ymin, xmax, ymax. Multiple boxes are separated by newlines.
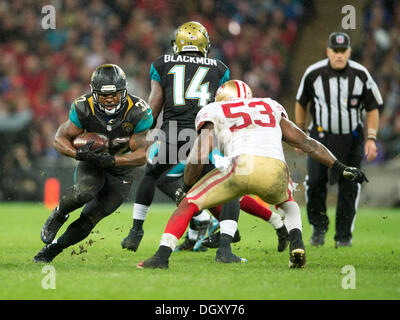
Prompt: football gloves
<box><xmin>332</xmin><ymin>160</ymin><xmax>369</xmax><ymax>184</ymax></box>
<box><xmin>75</xmin><ymin>140</ymin><xmax>115</xmax><ymax>168</ymax></box>
<box><xmin>175</xmin><ymin>183</ymin><xmax>192</xmax><ymax>206</ymax></box>
<box><xmin>88</xmin><ymin>152</ymin><xmax>115</xmax><ymax>168</ymax></box>
<box><xmin>75</xmin><ymin>140</ymin><xmax>96</xmax><ymax>161</ymax></box>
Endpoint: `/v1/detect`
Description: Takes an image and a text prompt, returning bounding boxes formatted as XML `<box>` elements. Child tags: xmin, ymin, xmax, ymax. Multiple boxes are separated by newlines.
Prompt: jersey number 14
<box><xmin>169</xmin><ymin>65</ymin><xmax>210</xmax><ymax>107</ymax></box>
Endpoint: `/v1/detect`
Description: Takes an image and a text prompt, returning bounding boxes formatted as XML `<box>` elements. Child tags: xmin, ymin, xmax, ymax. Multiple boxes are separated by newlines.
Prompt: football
<box><xmin>72</xmin><ymin>132</ymin><xmax>108</xmax><ymax>151</ymax></box>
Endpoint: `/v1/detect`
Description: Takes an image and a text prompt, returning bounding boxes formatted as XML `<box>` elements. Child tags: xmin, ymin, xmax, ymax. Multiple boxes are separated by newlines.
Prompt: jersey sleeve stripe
<box><xmin>133</xmin><ymin>109</ymin><xmax>153</xmax><ymax>133</ymax></box>
<box><xmin>218</xmin><ymin>68</ymin><xmax>230</xmax><ymax>86</ymax></box>
<box><xmin>69</xmin><ymin>103</ymin><xmax>83</xmax><ymax>129</ymax></box>
<box><xmin>150</xmin><ymin>63</ymin><xmax>161</xmax><ymax>83</ymax></box>
<box><xmin>123</xmin><ymin>96</ymin><xmax>135</xmax><ymax>119</ymax></box>
<box><xmin>87</xmin><ymin>96</ymin><xmax>95</xmax><ymax>115</ymax></box>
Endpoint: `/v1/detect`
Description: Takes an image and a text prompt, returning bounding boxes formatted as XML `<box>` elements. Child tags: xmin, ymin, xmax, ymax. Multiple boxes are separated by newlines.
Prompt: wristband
<box><xmin>367</xmin><ymin>136</ymin><xmax>377</xmax><ymax>142</ymax></box>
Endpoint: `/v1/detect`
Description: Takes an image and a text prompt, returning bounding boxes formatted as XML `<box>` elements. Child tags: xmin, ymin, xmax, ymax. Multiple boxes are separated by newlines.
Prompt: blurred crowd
<box><xmin>353</xmin><ymin>0</ymin><xmax>400</xmax><ymax>161</ymax></box>
<box><xmin>0</xmin><ymin>0</ymin><xmax>311</xmax><ymax>200</ymax></box>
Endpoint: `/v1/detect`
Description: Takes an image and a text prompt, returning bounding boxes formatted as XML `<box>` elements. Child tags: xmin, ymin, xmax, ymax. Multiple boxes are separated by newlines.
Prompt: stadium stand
<box><xmin>5</xmin><ymin>1</ymin><xmax>399</xmax><ymax>202</ymax></box>
<box><xmin>0</xmin><ymin>0</ymin><xmax>313</xmax><ymax>200</ymax></box>
<box><xmin>352</xmin><ymin>0</ymin><xmax>400</xmax><ymax>161</ymax></box>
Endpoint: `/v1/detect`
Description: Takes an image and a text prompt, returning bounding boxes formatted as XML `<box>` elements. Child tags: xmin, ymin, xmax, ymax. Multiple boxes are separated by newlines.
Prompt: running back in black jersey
<box><xmin>69</xmin><ymin>93</ymin><xmax>153</xmax><ymax>155</ymax></box>
<box><xmin>150</xmin><ymin>53</ymin><xmax>229</xmax><ymax>142</ymax></box>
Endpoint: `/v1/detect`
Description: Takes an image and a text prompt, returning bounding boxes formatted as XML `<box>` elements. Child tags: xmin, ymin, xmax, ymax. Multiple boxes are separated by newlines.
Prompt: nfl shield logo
<box><xmin>336</xmin><ymin>35</ymin><xmax>344</xmax><ymax>44</ymax></box>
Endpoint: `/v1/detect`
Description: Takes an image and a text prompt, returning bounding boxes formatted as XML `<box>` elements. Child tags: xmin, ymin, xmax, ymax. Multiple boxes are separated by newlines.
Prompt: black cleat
<box><xmin>215</xmin><ymin>249</ymin><xmax>247</xmax><ymax>264</ymax></box>
<box><xmin>289</xmin><ymin>248</ymin><xmax>306</xmax><ymax>268</ymax></box>
<box><xmin>121</xmin><ymin>228</ymin><xmax>144</xmax><ymax>252</ymax></box>
<box><xmin>310</xmin><ymin>227</ymin><xmax>326</xmax><ymax>247</ymax></box>
<box><xmin>276</xmin><ymin>225</ymin><xmax>290</xmax><ymax>252</ymax></box>
<box><xmin>41</xmin><ymin>207</ymin><xmax>69</xmax><ymax>244</ymax></box>
<box><xmin>288</xmin><ymin>228</ymin><xmax>306</xmax><ymax>268</ymax></box>
<box><xmin>33</xmin><ymin>243</ymin><xmax>63</xmax><ymax>263</ymax></box>
<box><xmin>335</xmin><ymin>239</ymin><xmax>352</xmax><ymax>248</ymax></box>
<box><xmin>136</xmin><ymin>255</ymin><xmax>169</xmax><ymax>269</ymax></box>
<box><xmin>202</xmin><ymin>230</ymin><xmax>241</xmax><ymax>249</ymax></box>
<box><xmin>174</xmin><ymin>234</ymin><xmax>197</xmax><ymax>252</ymax></box>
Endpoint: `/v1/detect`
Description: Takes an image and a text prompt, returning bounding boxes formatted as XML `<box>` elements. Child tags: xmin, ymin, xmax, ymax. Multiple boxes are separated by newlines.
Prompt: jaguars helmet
<box><xmin>90</xmin><ymin>64</ymin><xmax>127</xmax><ymax>116</ymax></box>
<box><xmin>215</xmin><ymin>80</ymin><xmax>253</xmax><ymax>102</ymax></box>
<box><xmin>172</xmin><ymin>21</ymin><xmax>210</xmax><ymax>57</ymax></box>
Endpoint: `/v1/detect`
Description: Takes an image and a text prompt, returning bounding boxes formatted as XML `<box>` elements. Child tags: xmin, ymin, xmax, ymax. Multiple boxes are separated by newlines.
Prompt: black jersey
<box><xmin>150</xmin><ymin>54</ymin><xmax>229</xmax><ymax>143</ymax></box>
<box><xmin>296</xmin><ymin>58</ymin><xmax>383</xmax><ymax>135</ymax></box>
<box><xmin>69</xmin><ymin>93</ymin><xmax>153</xmax><ymax>155</ymax></box>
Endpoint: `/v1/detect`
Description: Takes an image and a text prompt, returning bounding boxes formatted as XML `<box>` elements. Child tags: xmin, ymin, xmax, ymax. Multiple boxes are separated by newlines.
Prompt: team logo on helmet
<box><xmin>172</xmin><ymin>21</ymin><xmax>210</xmax><ymax>57</ymax></box>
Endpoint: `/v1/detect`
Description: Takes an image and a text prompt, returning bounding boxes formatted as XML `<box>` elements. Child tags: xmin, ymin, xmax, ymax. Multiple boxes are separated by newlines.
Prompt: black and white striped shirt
<box><xmin>296</xmin><ymin>58</ymin><xmax>383</xmax><ymax>135</ymax></box>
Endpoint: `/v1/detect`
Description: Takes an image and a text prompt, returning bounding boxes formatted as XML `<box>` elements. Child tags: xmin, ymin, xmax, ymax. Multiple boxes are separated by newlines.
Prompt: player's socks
<box><xmin>279</xmin><ymin>200</ymin><xmax>302</xmax><ymax>233</ymax></box>
<box><xmin>132</xmin><ymin>203</ymin><xmax>149</xmax><ymax>229</ymax></box>
<box><xmin>240</xmin><ymin>195</ymin><xmax>272</xmax><ymax>221</ymax></box>
<box><xmin>121</xmin><ymin>204</ymin><xmax>148</xmax><ymax>251</ymax></box>
<box><xmin>164</xmin><ymin>199</ymin><xmax>200</xmax><ymax>240</ymax></box>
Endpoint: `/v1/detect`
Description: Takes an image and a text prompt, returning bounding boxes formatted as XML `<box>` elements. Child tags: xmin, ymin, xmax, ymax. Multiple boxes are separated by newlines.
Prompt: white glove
<box><xmin>213</xmin><ymin>154</ymin><xmax>233</xmax><ymax>172</ymax></box>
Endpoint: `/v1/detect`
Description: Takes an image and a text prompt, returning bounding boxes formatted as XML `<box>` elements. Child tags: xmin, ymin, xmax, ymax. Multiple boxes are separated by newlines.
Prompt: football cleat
<box><xmin>202</xmin><ymin>229</ymin><xmax>241</xmax><ymax>249</ymax></box>
<box><xmin>33</xmin><ymin>243</ymin><xmax>63</xmax><ymax>263</ymax></box>
<box><xmin>174</xmin><ymin>236</ymin><xmax>196</xmax><ymax>252</ymax></box>
<box><xmin>335</xmin><ymin>239</ymin><xmax>352</xmax><ymax>248</ymax></box>
<box><xmin>41</xmin><ymin>207</ymin><xmax>69</xmax><ymax>244</ymax></box>
<box><xmin>310</xmin><ymin>227</ymin><xmax>326</xmax><ymax>247</ymax></box>
<box><xmin>288</xmin><ymin>248</ymin><xmax>306</xmax><ymax>269</ymax></box>
<box><xmin>193</xmin><ymin>217</ymin><xmax>219</xmax><ymax>251</ymax></box>
<box><xmin>276</xmin><ymin>225</ymin><xmax>290</xmax><ymax>252</ymax></box>
<box><xmin>136</xmin><ymin>255</ymin><xmax>169</xmax><ymax>269</ymax></box>
<box><xmin>215</xmin><ymin>249</ymin><xmax>247</xmax><ymax>264</ymax></box>
<box><xmin>121</xmin><ymin>228</ymin><xmax>144</xmax><ymax>252</ymax></box>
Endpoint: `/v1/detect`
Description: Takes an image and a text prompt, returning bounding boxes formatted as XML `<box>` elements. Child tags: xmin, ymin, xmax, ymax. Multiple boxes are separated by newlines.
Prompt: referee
<box><xmin>295</xmin><ymin>32</ymin><xmax>383</xmax><ymax>248</ymax></box>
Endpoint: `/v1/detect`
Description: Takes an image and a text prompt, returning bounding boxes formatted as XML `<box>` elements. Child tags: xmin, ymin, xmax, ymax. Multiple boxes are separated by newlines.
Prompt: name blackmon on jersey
<box><xmin>164</xmin><ymin>54</ymin><xmax>218</xmax><ymax>66</ymax></box>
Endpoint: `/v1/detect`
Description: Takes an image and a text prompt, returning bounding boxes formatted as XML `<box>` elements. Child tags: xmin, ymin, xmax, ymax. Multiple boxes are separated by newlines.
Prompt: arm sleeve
<box><xmin>149</xmin><ymin>62</ymin><xmax>161</xmax><ymax>83</ymax></box>
<box><xmin>69</xmin><ymin>103</ymin><xmax>83</xmax><ymax>129</ymax></box>
<box><xmin>219</xmin><ymin>68</ymin><xmax>230</xmax><ymax>86</ymax></box>
<box><xmin>133</xmin><ymin>108</ymin><xmax>153</xmax><ymax>133</ymax></box>
<box><xmin>195</xmin><ymin>105</ymin><xmax>214</xmax><ymax>132</ymax></box>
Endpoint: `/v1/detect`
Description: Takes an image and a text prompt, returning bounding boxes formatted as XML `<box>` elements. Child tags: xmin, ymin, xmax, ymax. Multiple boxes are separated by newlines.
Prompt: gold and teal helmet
<box><xmin>172</xmin><ymin>21</ymin><xmax>210</xmax><ymax>57</ymax></box>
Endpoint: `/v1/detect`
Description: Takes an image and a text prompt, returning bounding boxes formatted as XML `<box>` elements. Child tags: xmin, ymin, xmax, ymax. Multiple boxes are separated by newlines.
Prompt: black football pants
<box><xmin>305</xmin><ymin>127</ymin><xmax>363</xmax><ymax>242</ymax></box>
<box><xmin>56</xmin><ymin>162</ymin><xmax>133</xmax><ymax>248</ymax></box>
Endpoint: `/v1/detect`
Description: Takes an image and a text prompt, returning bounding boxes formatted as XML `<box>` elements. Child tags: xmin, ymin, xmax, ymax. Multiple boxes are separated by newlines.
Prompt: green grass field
<box><xmin>0</xmin><ymin>202</ymin><xmax>399</xmax><ymax>300</ymax></box>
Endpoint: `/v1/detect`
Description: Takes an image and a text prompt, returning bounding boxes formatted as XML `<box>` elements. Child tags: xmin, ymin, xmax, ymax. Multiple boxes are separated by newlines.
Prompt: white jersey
<box><xmin>195</xmin><ymin>97</ymin><xmax>288</xmax><ymax>163</ymax></box>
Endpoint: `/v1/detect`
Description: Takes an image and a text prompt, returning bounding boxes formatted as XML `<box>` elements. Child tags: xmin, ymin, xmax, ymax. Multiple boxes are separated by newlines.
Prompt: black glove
<box><xmin>89</xmin><ymin>152</ymin><xmax>115</xmax><ymax>168</ymax></box>
<box><xmin>75</xmin><ymin>140</ymin><xmax>95</xmax><ymax>161</ymax></box>
<box><xmin>175</xmin><ymin>183</ymin><xmax>192</xmax><ymax>206</ymax></box>
<box><xmin>332</xmin><ymin>160</ymin><xmax>369</xmax><ymax>184</ymax></box>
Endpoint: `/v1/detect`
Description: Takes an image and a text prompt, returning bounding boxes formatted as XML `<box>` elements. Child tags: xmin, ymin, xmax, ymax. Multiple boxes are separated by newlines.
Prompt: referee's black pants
<box><xmin>305</xmin><ymin>126</ymin><xmax>363</xmax><ymax>242</ymax></box>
